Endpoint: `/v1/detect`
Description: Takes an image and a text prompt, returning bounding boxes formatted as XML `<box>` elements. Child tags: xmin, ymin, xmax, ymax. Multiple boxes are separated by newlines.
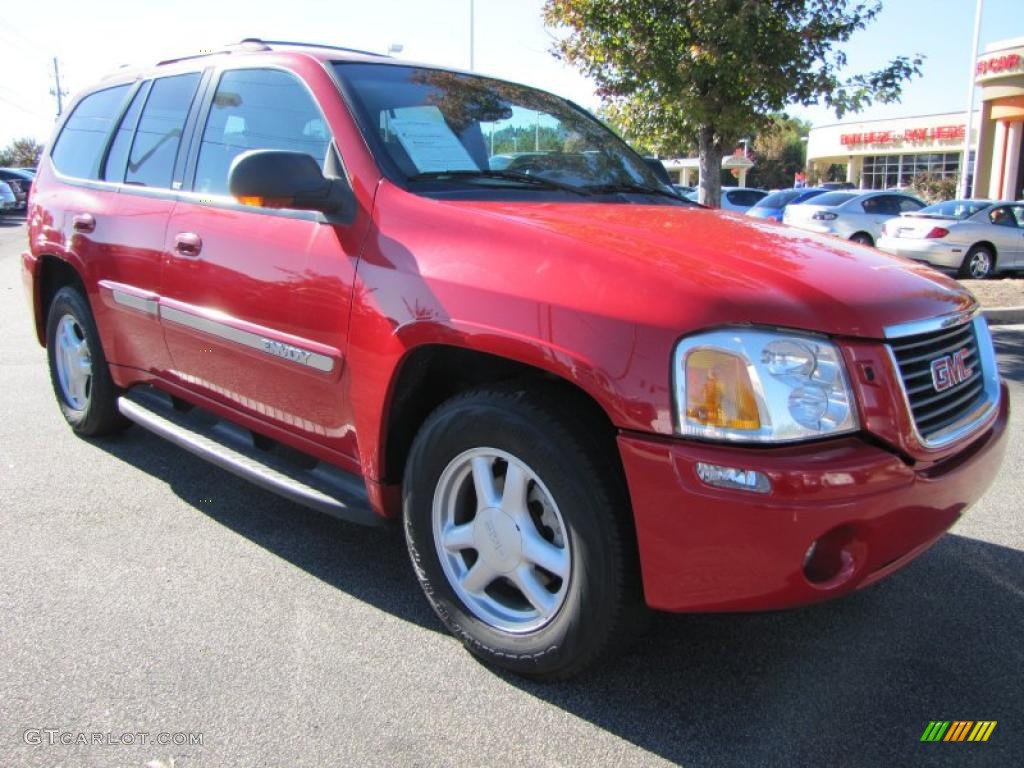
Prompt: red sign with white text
<box><xmin>840</xmin><ymin>125</ymin><xmax>965</xmax><ymax>146</ymax></box>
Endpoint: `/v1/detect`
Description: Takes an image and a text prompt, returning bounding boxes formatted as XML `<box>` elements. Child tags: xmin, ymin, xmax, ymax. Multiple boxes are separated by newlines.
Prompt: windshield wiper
<box><xmin>407</xmin><ymin>170</ymin><xmax>590</xmax><ymax>196</ymax></box>
<box><xmin>582</xmin><ymin>182</ymin><xmax>694</xmax><ymax>202</ymax></box>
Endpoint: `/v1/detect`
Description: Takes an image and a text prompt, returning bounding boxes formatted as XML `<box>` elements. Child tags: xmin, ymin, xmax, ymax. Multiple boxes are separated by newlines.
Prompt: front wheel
<box><xmin>959</xmin><ymin>245</ymin><xmax>995</xmax><ymax>279</ymax></box>
<box><xmin>45</xmin><ymin>286</ymin><xmax>129</xmax><ymax>436</ymax></box>
<box><xmin>403</xmin><ymin>386</ymin><xmax>644</xmax><ymax>679</ymax></box>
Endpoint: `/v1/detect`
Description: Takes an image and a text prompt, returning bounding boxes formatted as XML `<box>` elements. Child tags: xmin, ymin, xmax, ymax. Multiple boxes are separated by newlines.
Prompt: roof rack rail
<box><xmin>241</xmin><ymin>38</ymin><xmax>390</xmax><ymax>58</ymax></box>
<box><xmin>156</xmin><ymin>39</ymin><xmax>269</xmax><ymax>67</ymax></box>
<box><xmin>155</xmin><ymin>38</ymin><xmax>388</xmax><ymax>67</ymax></box>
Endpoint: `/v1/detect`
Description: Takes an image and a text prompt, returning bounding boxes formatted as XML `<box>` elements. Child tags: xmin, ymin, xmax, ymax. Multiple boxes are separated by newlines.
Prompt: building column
<box><xmin>846</xmin><ymin>157</ymin><xmax>856</xmax><ymax>186</ymax></box>
<box><xmin>989</xmin><ymin>120</ymin><xmax>1009</xmax><ymax>199</ymax></box>
<box><xmin>1001</xmin><ymin>121</ymin><xmax>1023</xmax><ymax>199</ymax></box>
<box><xmin>973</xmin><ymin>101</ymin><xmax>994</xmax><ymax>198</ymax></box>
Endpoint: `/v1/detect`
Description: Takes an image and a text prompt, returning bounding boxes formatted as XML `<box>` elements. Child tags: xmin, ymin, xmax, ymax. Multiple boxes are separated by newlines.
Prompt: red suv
<box><xmin>22</xmin><ymin>39</ymin><xmax>1009</xmax><ymax>679</ymax></box>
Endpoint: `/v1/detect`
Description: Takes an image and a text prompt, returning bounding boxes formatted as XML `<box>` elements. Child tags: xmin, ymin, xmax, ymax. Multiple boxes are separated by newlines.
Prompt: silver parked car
<box><xmin>783</xmin><ymin>190</ymin><xmax>926</xmax><ymax>246</ymax></box>
<box><xmin>877</xmin><ymin>199</ymin><xmax>1023</xmax><ymax>279</ymax></box>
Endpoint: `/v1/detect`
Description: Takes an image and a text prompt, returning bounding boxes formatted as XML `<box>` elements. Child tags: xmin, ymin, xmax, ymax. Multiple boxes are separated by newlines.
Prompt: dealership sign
<box><xmin>976</xmin><ymin>49</ymin><xmax>1024</xmax><ymax>81</ymax></box>
<box><xmin>840</xmin><ymin>125</ymin><xmax>965</xmax><ymax>147</ymax></box>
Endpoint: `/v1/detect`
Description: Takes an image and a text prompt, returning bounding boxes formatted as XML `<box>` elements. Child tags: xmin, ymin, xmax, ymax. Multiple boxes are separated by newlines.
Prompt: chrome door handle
<box><xmin>72</xmin><ymin>213</ymin><xmax>96</xmax><ymax>233</ymax></box>
<box><xmin>173</xmin><ymin>232</ymin><xmax>203</xmax><ymax>258</ymax></box>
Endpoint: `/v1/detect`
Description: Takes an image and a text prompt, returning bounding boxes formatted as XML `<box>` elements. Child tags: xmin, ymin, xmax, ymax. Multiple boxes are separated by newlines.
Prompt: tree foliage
<box><xmin>543</xmin><ymin>0</ymin><xmax>922</xmax><ymax>206</ymax></box>
<box><xmin>747</xmin><ymin>114</ymin><xmax>810</xmax><ymax>190</ymax></box>
<box><xmin>0</xmin><ymin>137</ymin><xmax>44</xmax><ymax>168</ymax></box>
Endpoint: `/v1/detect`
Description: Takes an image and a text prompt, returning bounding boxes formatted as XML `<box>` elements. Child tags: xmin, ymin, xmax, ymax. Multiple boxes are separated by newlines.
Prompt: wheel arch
<box><xmin>31</xmin><ymin>254</ymin><xmax>87</xmax><ymax>346</ymax></box>
<box><xmin>379</xmin><ymin>343</ymin><xmax>622</xmax><ymax>490</ymax></box>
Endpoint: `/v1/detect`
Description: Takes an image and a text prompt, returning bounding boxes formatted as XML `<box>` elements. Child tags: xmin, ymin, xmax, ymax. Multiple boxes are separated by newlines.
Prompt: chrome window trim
<box><xmin>159</xmin><ymin>304</ymin><xmax>335</xmax><ymax>373</ymax></box>
<box><xmin>885</xmin><ymin>315</ymin><xmax>1001</xmax><ymax>451</ymax></box>
<box><xmin>883</xmin><ymin>306</ymin><xmax>979</xmax><ymax>339</ymax></box>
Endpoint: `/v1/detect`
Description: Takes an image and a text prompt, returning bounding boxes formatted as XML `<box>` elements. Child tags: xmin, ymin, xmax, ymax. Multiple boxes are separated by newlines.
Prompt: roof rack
<box><xmin>155</xmin><ymin>38</ymin><xmax>388</xmax><ymax>67</ymax></box>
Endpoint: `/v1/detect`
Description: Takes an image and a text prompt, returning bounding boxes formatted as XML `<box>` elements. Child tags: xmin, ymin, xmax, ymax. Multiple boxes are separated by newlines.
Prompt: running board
<box><xmin>117</xmin><ymin>387</ymin><xmax>384</xmax><ymax>527</ymax></box>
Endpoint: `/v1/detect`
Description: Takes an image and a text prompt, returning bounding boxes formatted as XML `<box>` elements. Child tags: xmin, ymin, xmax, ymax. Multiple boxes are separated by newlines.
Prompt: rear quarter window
<box><xmin>50</xmin><ymin>85</ymin><xmax>132</xmax><ymax>179</ymax></box>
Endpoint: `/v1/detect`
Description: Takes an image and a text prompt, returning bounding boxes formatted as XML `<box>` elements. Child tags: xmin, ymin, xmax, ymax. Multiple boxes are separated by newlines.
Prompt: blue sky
<box><xmin>0</xmin><ymin>0</ymin><xmax>1022</xmax><ymax>147</ymax></box>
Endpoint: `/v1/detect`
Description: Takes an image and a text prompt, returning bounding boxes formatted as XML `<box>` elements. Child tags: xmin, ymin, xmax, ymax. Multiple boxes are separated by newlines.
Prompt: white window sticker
<box><xmin>387</xmin><ymin>106</ymin><xmax>478</xmax><ymax>173</ymax></box>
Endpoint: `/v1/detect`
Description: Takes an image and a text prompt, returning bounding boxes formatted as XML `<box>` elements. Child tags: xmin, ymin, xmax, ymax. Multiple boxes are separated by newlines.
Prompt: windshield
<box><xmin>916</xmin><ymin>200</ymin><xmax>992</xmax><ymax>219</ymax></box>
<box><xmin>333</xmin><ymin>63</ymin><xmax>673</xmax><ymax>199</ymax></box>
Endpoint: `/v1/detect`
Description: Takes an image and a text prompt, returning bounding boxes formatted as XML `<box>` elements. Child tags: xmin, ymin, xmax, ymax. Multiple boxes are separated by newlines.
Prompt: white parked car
<box><xmin>877</xmin><ymin>199</ymin><xmax>1024</xmax><ymax>279</ymax></box>
<box><xmin>783</xmin><ymin>190</ymin><xmax>926</xmax><ymax>245</ymax></box>
<box><xmin>0</xmin><ymin>180</ymin><xmax>19</xmax><ymax>212</ymax></box>
<box><xmin>685</xmin><ymin>186</ymin><xmax>768</xmax><ymax>212</ymax></box>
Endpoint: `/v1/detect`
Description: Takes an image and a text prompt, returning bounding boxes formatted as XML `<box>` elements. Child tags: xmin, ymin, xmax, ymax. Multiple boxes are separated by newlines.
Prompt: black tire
<box><xmin>403</xmin><ymin>385</ymin><xmax>645</xmax><ymax>680</ymax></box>
<box><xmin>958</xmin><ymin>245</ymin><xmax>995</xmax><ymax>279</ymax></box>
<box><xmin>45</xmin><ymin>285</ymin><xmax>130</xmax><ymax>436</ymax></box>
<box><xmin>850</xmin><ymin>232</ymin><xmax>874</xmax><ymax>246</ymax></box>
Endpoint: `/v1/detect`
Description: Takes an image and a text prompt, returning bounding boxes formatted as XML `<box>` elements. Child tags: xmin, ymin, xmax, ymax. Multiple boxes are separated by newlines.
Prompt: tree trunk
<box><xmin>697</xmin><ymin>126</ymin><xmax>723</xmax><ymax>208</ymax></box>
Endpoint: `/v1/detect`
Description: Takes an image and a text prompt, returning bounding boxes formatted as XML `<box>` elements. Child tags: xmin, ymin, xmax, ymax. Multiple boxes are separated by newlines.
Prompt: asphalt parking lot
<box><xmin>1</xmin><ymin>214</ymin><xmax>1021</xmax><ymax>768</ymax></box>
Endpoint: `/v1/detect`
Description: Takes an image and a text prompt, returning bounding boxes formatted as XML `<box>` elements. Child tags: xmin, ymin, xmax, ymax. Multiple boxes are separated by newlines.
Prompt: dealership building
<box><xmin>806</xmin><ymin>36</ymin><xmax>1024</xmax><ymax>198</ymax></box>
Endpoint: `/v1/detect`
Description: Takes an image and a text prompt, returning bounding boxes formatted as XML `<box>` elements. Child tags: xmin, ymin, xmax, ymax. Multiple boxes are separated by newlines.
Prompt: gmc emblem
<box><xmin>930</xmin><ymin>348</ymin><xmax>973</xmax><ymax>393</ymax></box>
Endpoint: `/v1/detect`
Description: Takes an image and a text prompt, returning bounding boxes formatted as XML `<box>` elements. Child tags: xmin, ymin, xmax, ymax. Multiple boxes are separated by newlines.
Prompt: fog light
<box><xmin>695</xmin><ymin>462</ymin><xmax>770</xmax><ymax>493</ymax></box>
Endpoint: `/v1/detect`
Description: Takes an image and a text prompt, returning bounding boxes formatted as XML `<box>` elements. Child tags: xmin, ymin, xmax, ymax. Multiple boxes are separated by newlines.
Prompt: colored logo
<box><xmin>930</xmin><ymin>348</ymin><xmax>973</xmax><ymax>393</ymax></box>
<box><xmin>921</xmin><ymin>721</ymin><xmax>997</xmax><ymax>742</ymax></box>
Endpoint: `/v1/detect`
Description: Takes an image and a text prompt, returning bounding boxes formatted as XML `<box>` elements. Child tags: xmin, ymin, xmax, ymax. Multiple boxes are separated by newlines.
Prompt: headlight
<box><xmin>673</xmin><ymin>328</ymin><xmax>858</xmax><ymax>442</ymax></box>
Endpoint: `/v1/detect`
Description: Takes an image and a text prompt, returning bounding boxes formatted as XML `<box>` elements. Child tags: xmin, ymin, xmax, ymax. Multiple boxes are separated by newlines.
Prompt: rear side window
<box><xmin>897</xmin><ymin>197</ymin><xmax>924</xmax><ymax>213</ymax></box>
<box><xmin>103</xmin><ymin>84</ymin><xmax>148</xmax><ymax>182</ymax></box>
<box><xmin>194</xmin><ymin>69</ymin><xmax>330</xmax><ymax>195</ymax></box>
<box><xmin>862</xmin><ymin>195</ymin><xmax>902</xmax><ymax>215</ymax></box>
<box><xmin>126</xmin><ymin>73</ymin><xmax>202</xmax><ymax>188</ymax></box>
<box><xmin>50</xmin><ymin>85</ymin><xmax>131</xmax><ymax>179</ymax></box>
<box><xmin>727</xmin><ymin>189</ymin><xmax>767</xmax><ymax>207</ymax></box>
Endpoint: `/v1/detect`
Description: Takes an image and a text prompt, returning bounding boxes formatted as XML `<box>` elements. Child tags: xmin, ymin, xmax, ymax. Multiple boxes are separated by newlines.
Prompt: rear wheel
<box><xmin>45</xmin><ymin>286</ymin><xmax>129</xmax><ymax>436</ymax></box>
<box><xmin>403</xmin><ymin>386</ymin><xmax>644</xmax><ymax>679</ymax></box>
<box><xmin>959</xmin><ymin>245</ymin><xmax>995</xmax><ymax>279</ymax></box>
<box><xmin>850</xmin><ymin>232</ymin><xmax>874</xmax><ymax>246</ymax></box>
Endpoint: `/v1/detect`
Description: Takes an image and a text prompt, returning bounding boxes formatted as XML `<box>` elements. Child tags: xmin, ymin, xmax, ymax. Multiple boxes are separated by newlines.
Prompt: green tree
<box><xmin>747</xmin><ymin>114</ymin><xmax>810</xmax><ymax>190</ymax></box>
<box><xmin>0</xmin><ymin>137</ymin><xmax>44</xmax><ymax>168</ymax></box>
<box><xmin>543</xmin><ymin>0</ymin><xmax>922</xmax><ymax>207</ymax></box>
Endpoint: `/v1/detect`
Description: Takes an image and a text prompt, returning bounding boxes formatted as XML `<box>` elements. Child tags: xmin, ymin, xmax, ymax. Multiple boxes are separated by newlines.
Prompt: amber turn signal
<box><xmin>685</xmin><ymin>349</ymin><xmax>761</xmax><ymax>430</ymax></box>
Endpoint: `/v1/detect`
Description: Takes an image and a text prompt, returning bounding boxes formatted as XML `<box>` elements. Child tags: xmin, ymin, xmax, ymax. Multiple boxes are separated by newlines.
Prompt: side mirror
<box><xmin>228</xmin><ymin>149</ymin><xmax>353</xmax><ymax>217</ymax></box>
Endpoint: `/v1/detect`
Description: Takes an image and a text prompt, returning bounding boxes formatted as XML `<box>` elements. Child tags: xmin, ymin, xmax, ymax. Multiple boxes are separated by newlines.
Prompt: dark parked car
<box><xmin>746</xmin><ymin>187</ymin><xmax>828</xmax><ymax>222</ymax></box>
<box><xmin>0</xmin><ymin>168</ymin><xmax>34</xmax><ymax>208</ymax></box>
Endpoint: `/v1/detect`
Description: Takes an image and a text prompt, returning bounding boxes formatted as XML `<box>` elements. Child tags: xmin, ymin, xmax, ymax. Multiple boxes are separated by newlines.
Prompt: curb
<box><xmin>984</xmin><ymin>306</ymin><xmax>1024</xmax><ymax>325</ymax></box>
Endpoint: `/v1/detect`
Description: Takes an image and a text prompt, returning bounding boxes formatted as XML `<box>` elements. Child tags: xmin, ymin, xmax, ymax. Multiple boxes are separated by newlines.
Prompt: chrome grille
<box><xmin>887</xmin><ymin>320</ymin><xmax>986</xmax><ymax>441</ymax></box>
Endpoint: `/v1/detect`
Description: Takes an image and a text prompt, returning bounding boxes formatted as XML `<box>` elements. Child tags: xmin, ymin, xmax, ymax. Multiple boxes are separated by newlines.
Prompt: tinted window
<box><xmin>126</xmin><ymin>73</ymin><xmax>201</xmax><ymax>188</ymax></box>
<box><xmin>897</xmin><ymin>196</ymin><xmax>924</xmax><ymax>213</ymax></box>
<box><xmin>194</xmin><ymin>69</ymin><xmax>330</xmax><ymax>195</ymax></box>
<box><xmin>726</xmin><ymin>189</ymin><xmax>767</xmax><ymax>207</ymax></box>
<box><xmin>862</xmin><ymin>195</ymin><xmax>901</xmax><ymax>215</ymax></box>
<box><xmin>808</xmin><ymin>192</ymin><xmax>858</xmax><ymax>208</ymax></box>
<box><xmin>103</xmin><ymin>85</ymin><xmax>148</xmax><ymax>182</ymax></box>
<box><xmin>50</xmin><ymin>85</ymin><xmax>131</xmax><ymax>179</ymax></box>
<box><xmin>989</xmin><ymin>206</ymin><xmax>1019</xmax><ymax>228</ymax></box>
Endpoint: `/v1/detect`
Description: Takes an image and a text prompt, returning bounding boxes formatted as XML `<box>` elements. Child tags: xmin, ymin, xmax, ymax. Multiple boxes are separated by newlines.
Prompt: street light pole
<box><xmin>469</xmin><ymin>0</ymin><xmax>475</xmax><ymax>71</ymax></box>
<box><xmin>961</xmin><ymin>0</ymin><xmax>984</xmax><ymax>198</ymax></box>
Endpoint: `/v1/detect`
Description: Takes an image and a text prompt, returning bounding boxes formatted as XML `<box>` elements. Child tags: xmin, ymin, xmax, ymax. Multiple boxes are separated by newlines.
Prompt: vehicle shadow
<box><xmin>501</xmin><ymin>535</ymin><xmax>1023</xmax><ymax>766</ymax></box>
<box><xmin>0</xmin><ymin>213</ymin><xmax>27</xmax><ymax>228</ymax></box>
<box><xmin>92</xmin><ymin>425</ymin><xmax>1023</xmax><ymax>766</ymax></box>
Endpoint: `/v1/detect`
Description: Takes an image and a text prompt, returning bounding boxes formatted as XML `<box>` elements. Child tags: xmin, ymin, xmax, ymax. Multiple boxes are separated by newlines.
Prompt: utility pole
<box><xmin>50</xmin><ymin>57</ymin><xmax>68</xmax><ymax>117</ymax></box>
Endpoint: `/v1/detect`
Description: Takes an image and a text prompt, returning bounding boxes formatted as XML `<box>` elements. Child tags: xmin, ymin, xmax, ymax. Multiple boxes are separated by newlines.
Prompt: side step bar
<box><xmin>118</xmin><ymin>387</ymin><xmax>384</xmax><ymax>527</ymax></box>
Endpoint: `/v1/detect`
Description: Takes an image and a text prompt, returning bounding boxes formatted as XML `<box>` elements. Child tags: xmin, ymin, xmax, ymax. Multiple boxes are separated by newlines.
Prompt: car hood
<box><xmin>444</xmin><ymin>200</ymin><xmax>975</xmax><ymax>339</ymax></box>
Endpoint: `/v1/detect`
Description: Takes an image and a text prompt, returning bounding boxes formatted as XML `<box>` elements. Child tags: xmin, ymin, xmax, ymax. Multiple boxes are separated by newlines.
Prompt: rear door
<box><xmin>89</xmin><ymin>72</ymin><xmax>205</xmax><ymax>374</ymax></box>
<box><xmin>159</xmin><ymin>66</ymin><xmax>363</xmax><ymax>462</ymax></box>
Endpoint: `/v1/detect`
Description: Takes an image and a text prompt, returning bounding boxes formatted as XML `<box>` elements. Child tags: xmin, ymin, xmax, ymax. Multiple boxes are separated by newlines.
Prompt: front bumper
<box><xmin>618</xmin><ymin>383</ymin><xmax>1009</xmax><ymax>612</ymax></box>
<box><xmin>876</xmin><ymin>236</ymin><xmax>964</xmax><ymax>269</ymax></box>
